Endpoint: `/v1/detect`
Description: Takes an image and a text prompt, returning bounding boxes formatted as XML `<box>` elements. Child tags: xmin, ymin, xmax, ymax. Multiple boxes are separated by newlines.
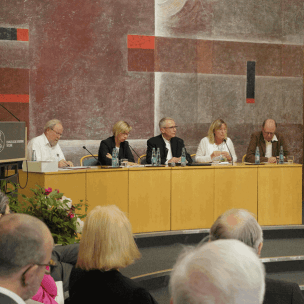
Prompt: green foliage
<box><xmin>8</xmin><ymin>185</ymin><xmax>88</xmax><ymax>245</ymax></box>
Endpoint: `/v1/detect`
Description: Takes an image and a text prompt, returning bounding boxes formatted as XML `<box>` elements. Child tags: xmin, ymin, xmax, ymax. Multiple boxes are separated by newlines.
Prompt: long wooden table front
<box><xmin>19</xmin><ymin>164</ymin><xmax>302</xmax><ymax>233</ymax></box>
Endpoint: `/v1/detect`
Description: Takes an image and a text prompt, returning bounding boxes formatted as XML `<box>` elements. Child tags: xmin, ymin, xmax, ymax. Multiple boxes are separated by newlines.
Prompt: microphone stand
<box><xmin>82</xmin><ymin>146</ymin><xmax>102</xmax><ymax>165</ymax></box>
<box><xmin>223</xmin><ymin>139</ymin><xmax>233</xmax><ymax>166</ymax></box>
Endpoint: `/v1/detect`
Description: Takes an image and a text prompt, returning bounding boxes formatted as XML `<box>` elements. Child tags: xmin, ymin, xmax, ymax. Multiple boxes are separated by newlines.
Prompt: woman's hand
<box><xmin>211</xmin><ymin>151</ymin><xmax>222</xmax><ymax>159</ymax></box>
<box><xmin>106</xmin><ymin>153</ymin><xmax>112</xmax><ymax>159</ymax></box>
<box><xmin>221</xmin><ymin>151</ymin><xmax>231</xmax><ymax>161</ymax></box>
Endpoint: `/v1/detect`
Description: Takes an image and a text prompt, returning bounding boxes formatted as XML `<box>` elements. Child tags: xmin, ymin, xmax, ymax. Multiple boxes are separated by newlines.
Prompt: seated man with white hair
<box><xmin>27</xmin><ymin>119</ymin><xmax>73</xmax><ymax>168</ymax></box>
<box><xmin>209</xmin><ymin>209</ymin><xmax>304</xmax><ymax>304</ymax></box>
<box><xmin>170</xmin><ymin>239</ymin><xmax>265</xmax><ymax>304</ymax></box>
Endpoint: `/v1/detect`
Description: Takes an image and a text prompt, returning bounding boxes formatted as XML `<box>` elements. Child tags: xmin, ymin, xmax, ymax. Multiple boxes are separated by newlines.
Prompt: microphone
<box><xmin>82</xmin><ymin>146</ymin><xmax>102</xmax><ymax>165</ymax></box>
<box><xmin>128</xmin><ymin>143</ymin><xmax>140</xmax><ymax>159</ymax></box>
<box><xmin>223</xmin><ymin>139</ymin><xmax>234</xmax><ymax>166</ymax></box>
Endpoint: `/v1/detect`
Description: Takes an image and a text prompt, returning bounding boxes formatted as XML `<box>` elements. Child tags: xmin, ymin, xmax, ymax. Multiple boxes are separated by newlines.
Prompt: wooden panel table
<box><xmin>214</xmin><ymin>165</ymin><xmax>258</xmax><ymax>221</ymax></box>
<box><xmin>257</xmin><ymin>164</ymin><xmax>302</xmax><ymax>225</ymax></box>
<box><xmin>129</xmin><ymin>167</ymin><xmax>171</xmax><ymax>233</ymax></box>
<box><xmin>18</xmin><ymin>169</ymin><xmax>86</xmax><ymax>205</ymax></box>
<box><xmin>171</xmin><ymin>166</ymin><xmax>214</xmax><ymax>230</ymax></box>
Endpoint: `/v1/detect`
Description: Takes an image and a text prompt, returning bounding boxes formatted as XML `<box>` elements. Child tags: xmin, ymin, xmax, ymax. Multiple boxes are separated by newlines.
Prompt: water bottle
<box><xmin>151</xmin><ymin>148</ymin><xmax>157</xmax><ymax>166</ymax></box>
<box><xmin>279</xmin><ymin>146</ymin><xmax>284</xmax><ymax>164</ymax></box>
<box><xmin>255</xmin><ymin>146</ymin><xmax>260</xmax><ymax>164</ymax></box>
<box><xmin>156</xmin><ymin>148</ymin><xmax>161</xmax><ymax>166</ymax></box>
<box><xmin>181</xmin><ymin>147</ymin><xmax>186</xmax><ymax>167</ymax></box>
<box><xmin>32</xmin><ymin>150</ymin><xmax>37</xmax><ymax>161</ymax></box>
<box><xmin>112</xmin><ymin>148</ymin><xmax>118</xmax><ymax>167</ymax></box>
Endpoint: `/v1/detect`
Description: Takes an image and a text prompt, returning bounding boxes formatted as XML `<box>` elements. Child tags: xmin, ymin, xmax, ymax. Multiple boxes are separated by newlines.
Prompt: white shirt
<box><xmin>195</xmin><ymin>137</ymin><xmax>237</xmax><ymax>163</ymax></box>
<box><xmin>0</xmin><ymin>286</ymin><xmax>26</xmax><ymax>304</ymax></box>
<box><xmin>27</xmin><ymin>133</ymin><xmax>65</xmax><ymax>162</ymax></box>
<box><xmin>162</xmin><ymin>135</ymin><xmax>172</xmax><ymax>164</ymax></box>
<box><xmin>265</xmin><ymin>134</ymin><xmax>278</xmax><ymax>158</ymax></box>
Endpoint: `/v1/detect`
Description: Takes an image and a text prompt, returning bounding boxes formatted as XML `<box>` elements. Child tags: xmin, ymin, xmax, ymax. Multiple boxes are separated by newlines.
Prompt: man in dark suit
<box><xmin>146</xmin><ymin>117</ymin><xmax>192</xmax><ymax>164</ymax></box>
<box><xmin>245</xmin><ymin>119</ymin><xmax>289</xmax><ymax>163</ymax></box>
<box><xmin>209</xmin><ymin>209</ymin><xmax>304</xmax><ymax>304</ymax></box>
<box><xmin>0</xmin><ymin>214</ymin><xmax>54</xmax><ymax>304</ymax></box>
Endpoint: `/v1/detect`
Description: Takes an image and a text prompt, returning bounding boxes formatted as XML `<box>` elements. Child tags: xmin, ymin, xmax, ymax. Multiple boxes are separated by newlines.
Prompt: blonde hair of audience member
<box><xmin>112</xmin><ymin>121</ymin><xmax>132</xmax><ymax>138</ymax></box>
<box><xmin>44</xmin><ymin>119</ymin><xmax>62</xmax><ymax>132</ymax></box>
<box><xmin>77</xmin><ymin>205</ymin><xmax>141</xmax><ymax>271</ymax></box>
<box><xmin>170</xmin><ymin>239</ymin><xmax>265</xmax><ymax>304</ymax></box>
<box><xmin>209</xmin><ymin>208</ymin><xmax>263</xmax><ymax>255</ymax></box>
<box><xmin>159</xmin><ymin>117</ymin><xmax>174</xmax><ymax>130</ymax></box>
<box><xmin>207</xmin><ymin>118</ymin><xmax>227</xmax><ymax>144</ymax></box>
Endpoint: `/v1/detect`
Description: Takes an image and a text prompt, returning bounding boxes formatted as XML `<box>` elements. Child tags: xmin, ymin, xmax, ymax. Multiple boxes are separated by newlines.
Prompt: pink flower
<box><xmin>44</xmin><ymin>188</ymin><xmax>52</xmax><ymax>195</ymax></box>
<box><xmin>68</xmin><ymin>212</ymin><xmax>75</xmax><ymax>219</ymax></box>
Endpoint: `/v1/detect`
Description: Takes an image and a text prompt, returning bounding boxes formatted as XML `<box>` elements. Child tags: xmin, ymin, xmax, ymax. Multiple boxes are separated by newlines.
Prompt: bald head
<box><xmin>209</xmin><ymin>209</ymin><xmax>263</xmax><ymax>254</ymax></box>
<box><xmin>262</xmin><ymin>119</ymin><xmax>277</xmax><ymax>142</ymax></box>
<box><xmin>0</xmin><ymin>213</ymin><xmax>53</xmax><ymax>277</ymax></box>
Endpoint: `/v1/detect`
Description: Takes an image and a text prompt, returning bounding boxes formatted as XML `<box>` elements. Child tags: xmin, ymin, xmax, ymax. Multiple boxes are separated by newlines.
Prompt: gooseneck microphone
<box><xmin>128</xmin><ymin>143</ymin><xmax>140</xmax><ymax>159</ymax></box>
<box><xmin>82</xmin><ymin>146</ymin><xmax>102</xmax><ymax>165</ymax></box>
<box><xmin>223</xmin><ymin>139</ymin><xmax>234</xmax><ymax>166</ymax></box>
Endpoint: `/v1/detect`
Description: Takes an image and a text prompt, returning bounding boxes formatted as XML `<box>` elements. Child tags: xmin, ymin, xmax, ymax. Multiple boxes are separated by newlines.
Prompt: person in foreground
<box><xmin>195</xmin><ymin>118</ymin><xmax>237</xmax><ymax>163</ymax></box>
<box><xmin>27</xmin><ymin>119</ymin><xmax>73</xmax><ymax>168</ymax></box>
<box><xmin>209</xmin><ymin>208</ymin><xmax>304</xmax><ymax>304</ymax></box>
<box><xmin>170</xmin><ymin>239</ymin><xmax>265</xmax><ymax>304</ymax></box>
<box><xmin>68</xmin><ymin>205</ymin><xmax>158</xmax><ymax>304</ymax></box>
<box><xmin>0</xmin><ymin>213</ymin><xmax>54</xmax><ymax>304</ymax></box>
<box><xmin>245</xmin><ymin>119</ymin><xmax>289</xmax><ymax>163</ymax></box>
<box><xmin>98</xmin><ymin>120</ymin><xmax>135</xmax><ymax>166</ymax></box>
<box><xmin>146</xmin><ymin>117</ymin><xmax>192</xmax><ymax>164</ymax></box>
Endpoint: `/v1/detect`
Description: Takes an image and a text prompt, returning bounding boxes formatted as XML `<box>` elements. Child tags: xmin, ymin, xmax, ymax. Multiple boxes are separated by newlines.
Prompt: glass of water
<box><xmin>287</xmin><ymin>156</ymin><xmax>294</xmax><ymax>164</ymax></box>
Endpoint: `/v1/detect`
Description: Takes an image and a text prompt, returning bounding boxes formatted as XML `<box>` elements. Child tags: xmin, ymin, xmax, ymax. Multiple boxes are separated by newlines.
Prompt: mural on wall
<box><xmin>0</xmin><ymin>0</ymin><xmax>303</xmax><ymax>165</ymax></box>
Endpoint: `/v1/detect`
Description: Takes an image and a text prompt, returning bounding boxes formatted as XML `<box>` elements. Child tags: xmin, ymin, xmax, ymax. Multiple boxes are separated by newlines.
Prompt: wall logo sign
<box><xmin>0</xmin><ymin>131</ymin><xmax>5</xmax><ymax>153</ymax></box>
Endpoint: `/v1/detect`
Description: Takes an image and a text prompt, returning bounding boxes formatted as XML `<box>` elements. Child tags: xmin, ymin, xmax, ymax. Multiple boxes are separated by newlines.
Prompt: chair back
<box><xmin>138</xmin><ymin>154</ymin><xmax>147</xmax><ymax>165</ymax></box>
<box><xmin>80</xmin><ymin>155</ymin><xmax>99</xmax><ymax>166</ymax></box>
<box><xmin>242</xmin><ymin>154</ymin><xmax>247</xmax><ymax>163</ymax></box>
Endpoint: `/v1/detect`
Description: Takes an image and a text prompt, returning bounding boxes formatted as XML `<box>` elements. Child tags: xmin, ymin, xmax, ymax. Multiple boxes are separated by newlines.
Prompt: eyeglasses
<box><xmin>21</xmin><ymin>261</ymin><xmax>57</xmax><ymax>284</ymax></box>
<box><xmin>263</xmin><ymin>131</ymin><xmax>274</xmax><ymax>136</ymax></box>
<box><xmin>51</xmin><ymin>129</ymin><xmax>63</xmax><ymax>137</ymax></box>
<box><xmin>164</xmin><ymin>126</ymin><xmax>178</xmax><ymax>129</ymax></box>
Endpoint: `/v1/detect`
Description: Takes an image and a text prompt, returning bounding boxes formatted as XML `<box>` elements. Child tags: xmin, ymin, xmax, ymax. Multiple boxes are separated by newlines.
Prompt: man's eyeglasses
<box><xmin>263</xmin><ymin>131</ymin><xmax>274</xmax><ymax>136</ymax></box>
<box><xmin>164</xmin><ymin>126</ymin><xmax>178</xmax><ymax>129</ymax></box>
<box><xmin>51</xmin><ymin>129</ymin><xmax>63</xmax><ymax>137</ymax></box>
<box><xmin>21</xmin><ymin>261</ymin><xmax>57</xmax><ymax>284</ymax></box>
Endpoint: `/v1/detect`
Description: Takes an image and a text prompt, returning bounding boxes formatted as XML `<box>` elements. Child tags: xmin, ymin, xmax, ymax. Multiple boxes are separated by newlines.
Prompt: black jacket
<box><xmin>98</xmin><ymin>136</ymin><xmax>135</xmax><ymax>166</ymax></box>
<box><xmin>146</xmin><ymin>134</ymin><xmax>192</xmax><ymax>164</ymax></box>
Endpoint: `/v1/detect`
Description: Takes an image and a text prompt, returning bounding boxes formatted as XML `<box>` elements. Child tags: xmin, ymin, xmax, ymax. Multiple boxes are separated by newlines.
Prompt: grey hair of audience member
<box><xmin>0</xmin><ymin>213</ymin><xmax>51</xmax><ymax>277</ymax></box>
<box><xmin>44</xmin><ymin>119</ymin><xmax>62</xmax><ymax>132</ymax></box>
<box><xmin>170</xmin><ymin>239</ymin><xmax>265</xmax><ymax>304</ymax></box>
<box><xmin>0</xmin><ymin>191</ymin><xmax>9</xmax><ymax>215</ymax></box>
<box><xmin>209</xmin><ymin>209</ymin><xmax>263</xmax><ymax>254</ymax></box>
<box><xmin>159</xmin><ymin>117</ymin><xmax>174</xmax><ymax>129</ymax></box>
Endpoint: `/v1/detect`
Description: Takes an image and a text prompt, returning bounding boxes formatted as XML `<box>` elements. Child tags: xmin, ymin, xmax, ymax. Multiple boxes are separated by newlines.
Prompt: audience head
<box><xmin>0</xmin><ymin>213</ymin><xmax>54</xmax><ymax>300</ymax></box>
<box><xmin>170</xmin><ymin>239</ymin><xmax>265</xmax><ymax>304</ymax></box>
<box><xmin>0</xmin><ymin>191</ymin><xmax>10</xmax><ymax>217</ymax></box>
<box><xmin>159</xmin><ymin>117</ymin><xmax>177</xmax><ymax>141</ymax></box>
<box><xmin>44</xmin><ymin>119</ymin><xmax>63</xmax><ymax>147</ymax></box>
<box><xmin>112</xmin><ymin>121</ymin><xmax>132</xmax><ymax>143</ymax></box>
<box><xmin>208</xmin><ymin>119</ymin><xmax>227</xmax><ymax>144</ymax></box>
<box><xmin>209</xmin><ymin>208</ymin><xmax>263</xmax><ymax>255</ymax></box>
<box><xmin>77</xmin><ymin>205</ymin><xmax>141</xmax><ymax>271</ymax></box>
<box><xmin>262</xmin><ymin>119</ymin><xmax>277</xmax><ymax>142</ymax></box>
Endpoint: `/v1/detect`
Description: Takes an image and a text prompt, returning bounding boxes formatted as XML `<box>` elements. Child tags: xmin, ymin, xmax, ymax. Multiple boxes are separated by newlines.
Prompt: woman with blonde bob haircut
<box><xmin>69</xmin><ymin>205</ymin><xmax>158</xmax><ymax>304</ymax></box>
<box><xmin>98</xmin><ymin>121</ymin><xmax>135</xmax><ymax>166</ymax></box>
<box><xmin>195</xmin><ymin>118</ymin><xmax>237</xmax><ymax>163</ymax></box>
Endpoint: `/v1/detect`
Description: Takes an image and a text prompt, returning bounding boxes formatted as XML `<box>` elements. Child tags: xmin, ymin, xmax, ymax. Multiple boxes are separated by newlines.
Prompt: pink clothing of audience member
<box><xmin>32</xmin><ymin>266</ymin><xmax>58</xmax><ymax>304</ymax></box>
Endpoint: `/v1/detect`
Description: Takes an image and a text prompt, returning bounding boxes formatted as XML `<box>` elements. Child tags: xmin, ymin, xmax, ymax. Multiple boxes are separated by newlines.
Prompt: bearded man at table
<box><xmin>245</xmin><ymin>119</ymin><xmax>289</xmax><ymax>163</ymax></box>
<box><xmin>27</xmin><ymin>119</ymin><xmax>74</xmax><ymax>168</ymax></box>
<box><xmin>146</xmin><ymin>117</ymin><xmax>192</xmax><ymax>165</ymax></box>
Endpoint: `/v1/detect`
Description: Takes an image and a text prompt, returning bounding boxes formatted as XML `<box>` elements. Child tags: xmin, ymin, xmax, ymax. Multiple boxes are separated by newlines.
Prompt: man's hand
<box><xmin>58</xmin><ymin>160</ymin><xmax>73</xmax><ymax>168</ymax></box>
<box><xmin>168</xmin><ymin>157</ymin><xmax>181</xmax><ymax>163</ymax></box>
<box><xmin>268</xmin><ymin>157</ymin><xmax>277</xmax><ymax>163</ymax></box>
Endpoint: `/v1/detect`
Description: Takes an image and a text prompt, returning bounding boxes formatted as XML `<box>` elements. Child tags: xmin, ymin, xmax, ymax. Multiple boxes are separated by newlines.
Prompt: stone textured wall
<box><xmin>0</xmin><ymin>0</ymin><xmax>303</xmax><ymax>166</ymax></box>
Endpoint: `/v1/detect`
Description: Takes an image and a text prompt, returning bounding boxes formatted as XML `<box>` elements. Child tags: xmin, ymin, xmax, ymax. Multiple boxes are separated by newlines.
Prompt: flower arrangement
<box><xmin>9</xmin><ymin>185</ymin><xmax>88</xmax><ymax>245</ymax></box>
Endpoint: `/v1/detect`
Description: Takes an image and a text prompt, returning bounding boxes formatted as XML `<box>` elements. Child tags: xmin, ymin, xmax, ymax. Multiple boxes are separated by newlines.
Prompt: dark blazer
<box><xmin>264</xmin><ymin>278</ymin><xmax>304</xmax><ymax>304</ymax></box>
<box><xmin>245</xmin><ymin>131</ymin><xmax>289</xmax><ymax>163</ymax></box>
<box><xmin>0</xmin><ymin>291</ymin><xmax>22</xmax><ymax>304</ymax></box>
<box><xmin>146</xmin><ymin>134</ymin><xmax>192</xmax><ymax>164</ymax></box>
<box><xmin>69</xmin><ymin>268</ymin><xmax>158</xmax><ymax>304</ymax></box>
<box><xmin>98</xmin><ymin>136</ymin><xmax>135</xmax><ymax>166</ymax></box>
